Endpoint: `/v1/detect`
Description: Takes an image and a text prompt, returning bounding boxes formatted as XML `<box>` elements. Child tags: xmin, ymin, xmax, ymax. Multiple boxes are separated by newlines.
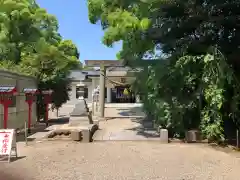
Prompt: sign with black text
<box><xmin>0</xmin><ymin>129</ymin><xmax>17</xmax><ymax>162</ymax></box>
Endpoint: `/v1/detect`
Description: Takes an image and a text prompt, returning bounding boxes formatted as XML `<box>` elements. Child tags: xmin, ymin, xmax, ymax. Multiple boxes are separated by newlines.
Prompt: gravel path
<box><xmin>93</xmin><ymin>117</ymin><xmax>159</xmax><ymax>140</ymax></box>
<box><xmin>2</xmin><ymin>141</ymin><xmax>240</xmax><ymax>180</ymax></box>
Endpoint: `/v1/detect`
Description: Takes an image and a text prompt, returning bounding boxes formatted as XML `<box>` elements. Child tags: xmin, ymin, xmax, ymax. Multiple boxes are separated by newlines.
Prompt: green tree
<box><xmin>58</xmin><ymin>40</ymin><xmax>79</xmax><ymax>58</ymax></box>
<box><xmin>58</xmin><ymin>40</ymin><xmax>82</xmax><ymax>70</ymax></box>
<box><xmin>87</xmin><ymin>0</ymin><xmax>240</xmax><ymax>142</ymax></box>
<box><xmin>0</xmin><ymin>0</ymin><xmax>81</xmax><ymax>121</ymax></box>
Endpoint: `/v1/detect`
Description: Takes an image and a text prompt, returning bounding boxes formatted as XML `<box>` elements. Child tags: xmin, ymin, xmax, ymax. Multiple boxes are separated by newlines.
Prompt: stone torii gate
<box><xmin>85</xmin><ymin>59</ymin><xmax>159</xmax><ymax>118</ymax></box>
<box><xmin>85</xmin><ymin>60</ymin><xmax>124</xmax><ymax>118</ymax></box>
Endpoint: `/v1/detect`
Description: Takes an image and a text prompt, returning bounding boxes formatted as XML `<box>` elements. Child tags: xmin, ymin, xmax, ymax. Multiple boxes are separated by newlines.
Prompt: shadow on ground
<box><xmin>125</xmin><ymin>117</ymin><xmax>160</xmax><ymax>138</ymax></box>
<box><xmin>16</xmin><ymin>117</ymin><xmax>69</xmax><ymax>142</ymax></box>
<box><xmin>117</xmin><ymin>107</ymin><xmax>144</xmax><ymax>117</ymax></box>
<box><xmin>0</xmin><ymin>156</ymin><xmax>26</xmax><ymax>163</ymax></box>
<box><xmin>103</xmin><ymin>106</ymin><xmax>160</xmax><ymax>139</ymax></box>
<box><xmin>46</xmin><ymin>117</ymin><xmax>69</xmax><ymax>124</ymax></box>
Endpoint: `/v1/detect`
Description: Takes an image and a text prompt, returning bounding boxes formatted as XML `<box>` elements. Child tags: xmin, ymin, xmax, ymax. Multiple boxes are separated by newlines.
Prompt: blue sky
<box><xmin>36</xmin><ymin>0</ymin><xmax>121</xmax><ymax>63</ymax></box>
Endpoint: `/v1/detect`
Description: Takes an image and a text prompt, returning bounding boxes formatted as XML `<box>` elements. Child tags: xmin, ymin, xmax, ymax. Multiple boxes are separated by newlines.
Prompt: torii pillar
<box><xmin>99</xmin><ymin>65</ymin><xmax>106</xmax><ymax>117</ymax></box>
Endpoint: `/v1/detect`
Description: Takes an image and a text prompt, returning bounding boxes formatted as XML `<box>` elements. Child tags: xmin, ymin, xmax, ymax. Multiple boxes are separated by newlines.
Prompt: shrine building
<box><xmin>68</xmin><ymin>60</ymin><xmax>141</xmax><ymax>104</ymax></box>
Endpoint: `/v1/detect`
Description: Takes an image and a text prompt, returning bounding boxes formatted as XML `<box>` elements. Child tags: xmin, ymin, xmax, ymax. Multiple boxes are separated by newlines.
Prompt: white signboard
<box><xmin>0</xmin><ymin>129</ymin><xmax>17</xmax><ymax>162</ymax></box>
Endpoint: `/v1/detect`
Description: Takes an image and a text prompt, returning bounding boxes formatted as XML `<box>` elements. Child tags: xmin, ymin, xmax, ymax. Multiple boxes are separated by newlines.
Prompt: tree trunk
<box><xmin>56</xmin><ymin>108</ymin><xmax>59</xmax><ymax>117</ymax></box>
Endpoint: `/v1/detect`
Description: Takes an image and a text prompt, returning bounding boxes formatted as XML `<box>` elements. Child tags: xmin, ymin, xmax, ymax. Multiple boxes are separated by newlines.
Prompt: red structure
<box><xmin>23</xmin><ymin>88</ymin><xmax>39</xmax><ymax>133</ymax></box>
<box><xmin>0</xmin><ymin>86</ymin><xmax>17</xmax><ymax>128</ymax></box>
<box><xmin>42</xmin><ymin>90</ymin><xmax>53</xmax><ymax>126</ymax></box>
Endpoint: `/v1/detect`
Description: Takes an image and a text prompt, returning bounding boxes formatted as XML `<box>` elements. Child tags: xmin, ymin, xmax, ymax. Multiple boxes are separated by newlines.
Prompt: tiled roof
<box><xmin>69</xmin><ymin>66</ymin><xmax>141</xmax><ymax>80</ymax></box>
<box><xmin>0</xmin><ymin>86</ymin><xmax>17</xmax><ymax>93</ymax></box>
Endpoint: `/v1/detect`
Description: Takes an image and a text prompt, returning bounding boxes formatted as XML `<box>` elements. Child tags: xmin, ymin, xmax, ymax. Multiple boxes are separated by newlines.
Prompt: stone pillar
<box><xmin>106</xmin><ymin>87</ymin><xmax>111</xmax><ymax>103</ymax></box>
<box><xmin>71</xmin><ymin>83</ymin><xmax>76</xmax><ymax>101</ymax></box>
<box><xmin>99</xmin><ymin>66</ymin><xmax>106</xmax><ymax>118</ymax></box>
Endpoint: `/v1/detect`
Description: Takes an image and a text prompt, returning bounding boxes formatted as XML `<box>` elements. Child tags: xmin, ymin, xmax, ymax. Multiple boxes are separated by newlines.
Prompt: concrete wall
<box><xmin>0</xmin><ymin>70</ymin><xmax>37</xmax><ymax>129</ymax></box>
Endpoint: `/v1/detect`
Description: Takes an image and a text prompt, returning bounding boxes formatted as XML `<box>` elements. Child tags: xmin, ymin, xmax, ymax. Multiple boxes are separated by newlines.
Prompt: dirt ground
<box><xmin>1</xmin><ymin>141</ymin><xmax>240</xmax><ymax>180</ymax></box>
<box><xmin>4</xmin><ymin>105</ymin><xmax>240</xmax><ymax>180</ymax></box>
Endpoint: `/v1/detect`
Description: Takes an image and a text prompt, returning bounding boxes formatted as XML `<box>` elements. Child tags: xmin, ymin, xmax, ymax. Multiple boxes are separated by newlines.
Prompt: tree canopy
<box><xmin>0</xmin><ymin>0</ymin><xmax>82</xmax><ymax>118</ymax></box>
<box><xmin>88</xmin><ymin>0</ymin><xmax>240</xmax><ymax>142</ymax></box>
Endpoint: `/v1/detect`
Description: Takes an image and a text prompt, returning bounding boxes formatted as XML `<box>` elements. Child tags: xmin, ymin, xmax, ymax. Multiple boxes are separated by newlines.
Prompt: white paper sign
<box><xmin>0</xmin><ymin>129</ymin><xmax>14</xmax><ymax>156</ymax></box>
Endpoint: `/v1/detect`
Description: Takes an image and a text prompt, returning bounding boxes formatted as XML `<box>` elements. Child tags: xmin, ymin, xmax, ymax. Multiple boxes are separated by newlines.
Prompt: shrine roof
<box><xmin>0</xmin><ymin>69</ymin><xmax>36</xmax><ymax>80</ymax></box>
<box><xmin>69</xmin><ymin>66</ymin><xmax>140</xmax><ymax>80</ymax></box>
<box><xmin>0</xmin><ymin>86</ymin><xmax>17</xmax><ymax>93</ymax></box>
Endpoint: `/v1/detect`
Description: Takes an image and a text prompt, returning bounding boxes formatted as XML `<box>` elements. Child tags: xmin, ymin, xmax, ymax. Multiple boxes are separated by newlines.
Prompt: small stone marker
<box><xmin>81</xmin><ymin>129</ymin><xmax>90</xmax><ymax>143</ymax></box>
<box><xmin>159</xmin><ymin>129</ymin><xmax>168</xmax><ymax>143</ymax></box>
<box><xmin>185</xmin><ymin>130</ymin><xmax>200</xmax><ymax>143</ymax></box>
<box><xmin>70</xmin><ymin>130</ymin><xmax>81</xmax><ymax>141</ymax></box>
